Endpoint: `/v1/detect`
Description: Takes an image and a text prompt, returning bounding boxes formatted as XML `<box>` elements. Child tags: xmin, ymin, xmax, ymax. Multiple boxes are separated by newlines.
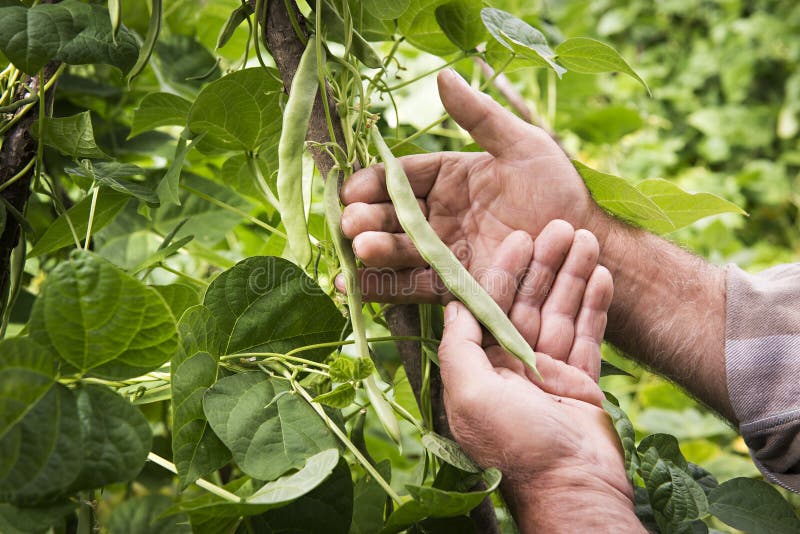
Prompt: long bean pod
<box><xmin>277</xmin><ymin>37</ymin><xmax>319</xmax><ymax>268</ymax></box>
<box><xmin>324</xmin><ymin>170</ymin><xmax>401</xmax><ymax>444</ymax></box>
<box><xmin>371</xmin><ymin>129</ymin><xmax>540</xmax><ymax>376</ymax></box>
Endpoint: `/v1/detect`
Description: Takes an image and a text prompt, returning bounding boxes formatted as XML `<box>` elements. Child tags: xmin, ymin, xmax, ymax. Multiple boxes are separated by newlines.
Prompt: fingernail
<box><xmin>334</xmin><ymin>274</ymin><xmax>347</xmax><ymax>294</ymax></box>
<box><xmin>446</xmin><ymin>68</ymin><xmax>468</xmax><ymax>87</ymax></box>
<box><xmin>444</xmin><ymin>301</ymin><xmax>458</xmax><ymax>324</ymax></box>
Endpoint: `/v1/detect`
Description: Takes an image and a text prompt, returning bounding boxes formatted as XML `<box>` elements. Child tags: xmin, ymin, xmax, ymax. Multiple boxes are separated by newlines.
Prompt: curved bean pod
<box><xmin>324</xmin><ymin>170</ymin><xmax>401</xmax><ymax>444</ymax></box>
<box><xmin>371</xmin><ymin>129</ymin><xmax>540</xmax><ymax>376</ymax></box>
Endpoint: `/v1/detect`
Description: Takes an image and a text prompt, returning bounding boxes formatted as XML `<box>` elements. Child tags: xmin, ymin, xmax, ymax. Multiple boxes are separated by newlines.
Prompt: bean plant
<box><xmin>0</xmin><ymin>0</ymin><xmax>798</xmax><ymax>533</ymax></box>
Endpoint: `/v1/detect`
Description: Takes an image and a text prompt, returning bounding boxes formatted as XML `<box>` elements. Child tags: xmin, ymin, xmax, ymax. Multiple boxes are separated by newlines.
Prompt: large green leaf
<box><xmin>573</xmin><ymin>161</ymin><xmax>671</xmax><ymax>229</ymax></box>
<box><xmin>65</xmin><ymin>161</ymin><xmax>158</xmax><ymax>204</ymax></box>
<box><xmin>708</xmin><ymin>477</ymin><xmax>800</xmax><ymax>534</ymax></box>
<box><xmin>365</xmin><ymin>0</ymin><xmax>409</xmax><ymax>19</ymax></box>
<box><xmin>187</xmin><ymin>67</ymin><xmax>283</xmax><ymax>152</ymax></box>
<box><xmin>152</xmin><ymin>283</ymin><xmax>200</xmax><ymax>318</ymax></box>
<box><xmin>398</xmin><ymin>0</ymin><xmax>459</xmax><ymax>57</ymax></box>
<box><xmin>383</xmin><ymin>468</ymin><xmax>502</xmax><ymax>533</ymax></box>
<box><xmin>481</xmin><ymin>7</ymin><xmax>565</xmax><ymax>76</ymax></box>
<box><xmin>202</xmin><ymin>372</ymin><xmax>338</xmax><ymax>481</ymax></box>
<box><xmin>0</xmin><ymin>338</ymin><xmax>56</xmax><ymax>439</ymax></box>
<box><xmin>603</xmin><ymin>399</ymin><xmax>639</xmax><ymax>481</ymax></box>
<box><xmin>29</xmin><ymin>189</ymin><xmax>130</xmax><ymax>257</ymax></box>
<box><xmin>171</xmin><ymin>305</ymin><xmax>230</xmax><ymax>489</ymax></box>
<box><xmin>130</xmin><ymin>92</ymin><xmax>192</xmax><ymax>138</ymax></box>
<box><xmin>0</xmin><ymin>384</ymin><xmax>82</xmax><ymax>505</ymax></box>
<box><xmin>435</xmin><ymin>1</ymin><xmax>486</xmax><ymax>51</ymax></box>
<box><xmin>108</xmin><ymin>494</ymin><xmax>191</xmax><ymax>534</ymax></box>
<box><xmin>38</xmin><ymin>112</ymin><xmax>107</xmax><ymax>159</ymax></box>
<box><xmin>68</xmin><ymin>384</ymin><xmax>152</xmax><ymax>491</ymax></box>
<box><xmin>421</xmin><ymin>432</ymin><xmax>480</xmax><ymax>473</ymax></box>
<box><xmin>0</xmin><ymin>0</ymin><xmax>138</xmax><ymax>75</ymax></box>
<box><xmin>154</xmin><ymin>173</ymin><xmax>252</xmax><ymax>247</ymax></box>
<box><xmin>351</xmin><ymin>460</ymin><xmax>391</xmax><ymax>534</ymax></box>
<box><xmin>555</xmin><ymin>37</ymin><xmax>648</xmax><ymax>92</ymax></box>
<box><xmin>635</xmin><ymin>179</ymin><xmax>746</xmax><ymax>234</ymax></box>
<box><xmin>568</xmin><ymin>106</ymin><xmax>643</xmax><ymax>144</ymax></box>
<box><xmin>247</xmin><ymin>448</ymin><xmax>340</xmax><ymax>504</ymax></box>
<box><xmin>29</xmin><ymin>250</ymin><xmax>178</xmax><ymax>379</ymax></box>
<box><xmin>0</xmin><ymin>501</ymin><xmax>76</xmax><ymax>534</ymax></box>
<box><xmin>202</xmin><ymin>256</ymin><xmax>347</xmax><ymax>359</ymax></box>
<box><xmin>638</xmin><ymin>436</ymin><xmax>708</xmax><ymax>532</ymax></box>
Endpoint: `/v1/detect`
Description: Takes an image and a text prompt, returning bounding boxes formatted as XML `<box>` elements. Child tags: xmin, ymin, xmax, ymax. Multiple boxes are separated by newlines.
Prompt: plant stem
<box><xmin>147</xmin><ymin>452</ymin><xmax>241</xmax><ymax>503</ymax></box>
<box><xmin>157</xmin><ymin>263</ymin><xmax>207</xmax><ymax>286</ymax></box>
<box><xmin>0</xmin><ymin>158</ymin><xmax>34</xmax><ymax>193</ymax></box>
<box><xmin>290</xmin><ymin>377</ymin><xmax>402</xmax><ymax>504</ymax></box>
<box><xmin>285</xmin><ymin>335</ymin><xmax>438</xmax><ymax>357</ymax></box>
<box><xmin>386</xmin><ymin>53</ymin><xmax>469</xmax><ymax>92</ymax></box>
<box><xmin>83</xmin><ymin>186</ymin><xmax>100</xmax><ymax>250</ymax></box>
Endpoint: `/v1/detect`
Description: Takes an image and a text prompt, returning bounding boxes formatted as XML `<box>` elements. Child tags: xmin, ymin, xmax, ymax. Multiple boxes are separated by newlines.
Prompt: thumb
<box><xmin>437</xmin><ymin>69</ymin><xmax>541</xmax><ymax>160</ymax></box>
<box><xmin>438</xmin><ymin>301</ymin><xmax>493</xmax><ymax>392</ymax></box>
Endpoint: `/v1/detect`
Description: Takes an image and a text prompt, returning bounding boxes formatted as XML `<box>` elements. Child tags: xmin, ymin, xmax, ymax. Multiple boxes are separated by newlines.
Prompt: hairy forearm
<box><xmin>591</xmin><ymin>213</ymin><xmax>734</xmax><ymax>421</ymax></box>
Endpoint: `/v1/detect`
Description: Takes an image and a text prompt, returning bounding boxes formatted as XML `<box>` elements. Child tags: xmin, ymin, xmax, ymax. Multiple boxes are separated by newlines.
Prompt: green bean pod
<box><xmin>371</xmin><ymin>129</ymin><xmax>540</xmax><ymax>377</ymax></box>
<box><xmin>277</xmin><ymin>37</ymin><xmax>319</xmax><ymax>268</ymax></box>
<box><xmin>324</xmin><ymin>171</ymin><xmax>401</xmax><ymax>444</ymax></box>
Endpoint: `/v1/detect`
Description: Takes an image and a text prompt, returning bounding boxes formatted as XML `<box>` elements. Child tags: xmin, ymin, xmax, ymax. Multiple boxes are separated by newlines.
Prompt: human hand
<box><xmin>437</xmin><ymin>223</ymin><xmax>642</xmax><ymax>532</ymax></box>
<box><xmin>339</xmin><ymin>69</ymin><xmax>608</xmax><ymax>303</ymax></box>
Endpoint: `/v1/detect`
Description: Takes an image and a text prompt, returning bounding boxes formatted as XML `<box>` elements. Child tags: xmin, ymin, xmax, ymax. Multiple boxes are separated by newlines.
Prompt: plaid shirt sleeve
<box><xmin>726</xmin><ymin>263</ymin><xmax>800</xmax><ymax>492</ymax></box>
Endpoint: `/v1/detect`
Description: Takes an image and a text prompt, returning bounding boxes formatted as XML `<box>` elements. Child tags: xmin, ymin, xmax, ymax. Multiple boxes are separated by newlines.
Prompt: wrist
<box><xmin>504</xmin><ymin>468</ymin><xmax>643</xmax><ymax>533</ymax></box>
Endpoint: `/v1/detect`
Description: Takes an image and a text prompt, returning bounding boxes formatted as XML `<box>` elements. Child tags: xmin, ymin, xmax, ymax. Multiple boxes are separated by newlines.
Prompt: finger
<box><xmin>335</xmin><ymin>267</ymin><xmax>450</xmax><ymax>304</ymax></box>
<box><xmin>340</xmin><ymin>200</ymin><xmax>428</xmax><ymax>238</ymax></box>
<box><xmin>341</xmin><ymin>152</ymin><xmax>454</xmax><ymax>205</ymax></box>
<box><xmin>567</xmin><ymin>266</ymin><xmax>613</xmax><ymax>383</ymax></box>
<box><xmin>437</xmin><ymin>69</ymin><xmax>548</xmax><ymax>160</ymax></box>
<box><xmin>476</xmin><ymin>230</ymin><xmax>533</xmax><ymax>314</ymax></box>
<box><xmin>509</xmin><ymin>220</ymin><xmax>575</xmax><ymax>345</ymax></box>
<box><xmin>529</xmin><ymin>352</ymin><xmax>605</xmax><ymax>407</ymax></box>
<box><xmin>536</xmin><ymin>229</ymin><xmax>600</xmax><ymax>361</ymax></box>
<box><xmin>352</xmin><ymin>231</ymin><xmax>427</xmax><ymax>269</ymax></box>
<box><xmin>439</xmin><ymin>301</ymin><xmax>494</xmax><ymax>394</ymax></box>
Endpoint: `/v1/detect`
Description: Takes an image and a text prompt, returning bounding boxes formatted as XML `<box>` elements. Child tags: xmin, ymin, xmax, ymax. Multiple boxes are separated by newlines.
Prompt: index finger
<box><xmin>340</xmin><ymin>152</ymin><xmax>450</xmax><ymax>205</ymax></box>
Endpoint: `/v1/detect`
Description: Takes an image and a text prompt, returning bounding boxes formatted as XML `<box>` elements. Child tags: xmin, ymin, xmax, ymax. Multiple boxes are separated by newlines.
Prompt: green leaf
<box><xmin>65</xmin><ymin>161</ymin><xmax>158</xmax><ymax>204</ymax></box>
<box><xmin>0</xmin><ymin>384</ymin><xmax>82</xmax><ymax>505</ymax></box>
<box><xmin>38</xmin><ymin>112</ymin><xmax>107</xmax><ymax>159</ymax></box>
<box><xmin>398</xmin><ymin>0</ymin><xmax>460</xmax><ymax>57</ymax></box>
<box><xmin>29</xmin><ymin>189</ymin><xmax>130</xmax><ymax>257</ymax></box>
<box><xmin>638</xmin><ymin>435</ymin><xmax>708</xmax><ymax>532</ymax></box>
<box><xmin>187</xmin><ymin>67</ymin><xmax>283</xmax><ymax>152</ymax></box>
<box><xmin>573</xmin><ymin>160</ymin><xmax>672</xmax><ymax>230</ymax></box>
<box><xmin>247</xmin><ymin>448</ymin><xmax>340</xmax><ymax>504</ymax></box>
<box><xmin>480</xmin><ymin>7</ymin><xmax>565</xmax><ymax>77</ymax></box>
<box><xmin>603</xmin><ymin>398</ymin><xmax>639</xmax><ymax>481</ymax></box>
<box><xmin>171</xmin><ymin>305</ymin><xmax>230</xmax><ymax>489</ymax></box>
<box><xmin>108</xmin><ymin>495</ymin><xmax>191</xmax><ymax>534</ymax></box>
<box><xmin>635</xmin><ymin>179</ymin><xmax>746</xmax><ymax>234</ymax></box>
<box><xmin>29</xmin><ymin>250</ymin><xmax>178</xmax><ymax>379</ymax></box>
<box><xmin>328</xmin><ymin>356</ymin><xmax>374</xmax><ymax>382</ymax></box>
<box><xmin>152</xmin><ymin>283</ymin><xmax>200</xmax><ymax>318</ymax></box>
<box><xmin>435</xmin><ymin>1</ymin><xmax>486</xmax><ymax>51</ymax></box>
<box><xmin>0</xmin><ymin>338</ymin><xmax>56</xmax><ymax>439</ymax></box>
<box><xmin>383</xmin><ymin>468</ymin><xmax>501</xmax><ymax>533</ymax></box>
<box><xmin>154</xmin><ymin>173</ymin><xmax>252</xmax><ymax>248</ymax></box>
<box><xmin>421</xmin><ymin>432</ymin><xmax>481</xmax><ymax>473</ymax></box>
<box><xmin>555</xmin><ymin>37</ymin><xmax>649</xmax><ymax>93</ymax></box>
<box><xmin>365</xmin><ymin>0</ymin><xmax>409</xmax><ymax>20</ymax></box>
<box><xmin>351</xmin><ymin>460</ymin><xmax>391</xmax><ymax>534</ymax></box>
<box><xmin>216</xmin><ymin>3</ymin><xmax>252</xmax><ymax>50</ymax></box>
<box><xmin>203</xmin><ymin>372</ymin><xmax>339</xmax><ymax>481</ymax></box>
<box><xmin>126</xmin><ymin>0</ymin><xmax>161</xmax><ymax>85</ymax></box>
<box><xmin>708</xmin><ymin>477</ymin><xmax>800</xmax><ymax>534</ymax></box>
<box><xmin>158</xmin><ymin>130</ymin><xmax>205</xmax><ymax>207</ymax></box>
<box><xmin>0</xmin><ymin>501</ymin><xmax>76</xmax><ymax>534</ymax></box>
<box><xmin>68</xmin><ymin>384</ymin><xmax>152</xmax><ymax>491</ymax></box>
<box><xmin>313</xmin><ymin>383</ymin><xmax>356</xmax><ymax>408</ymax></box>
<box><xmin>568</xmin><ymin>105</ymin><xmax>643</xmax><ymax>144</ymax></box>
<box><xmin>202</xmin><ymin>256</ymin><xmax>347</xmax><ymax>359</ymax></box>
<box><xmin>0</xmin><ymin>0</ymin><xmax>139</xmax><ymax>75</ymax></box>
<box><xmin>131</xmin><ymin>234</ymin><xmax>193</xmax><ymax>274</ymax></box>
<box><xmin>130</xmin><ymin>92</ymin><xmax>192</xmax><ymax>138</ymax></box>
